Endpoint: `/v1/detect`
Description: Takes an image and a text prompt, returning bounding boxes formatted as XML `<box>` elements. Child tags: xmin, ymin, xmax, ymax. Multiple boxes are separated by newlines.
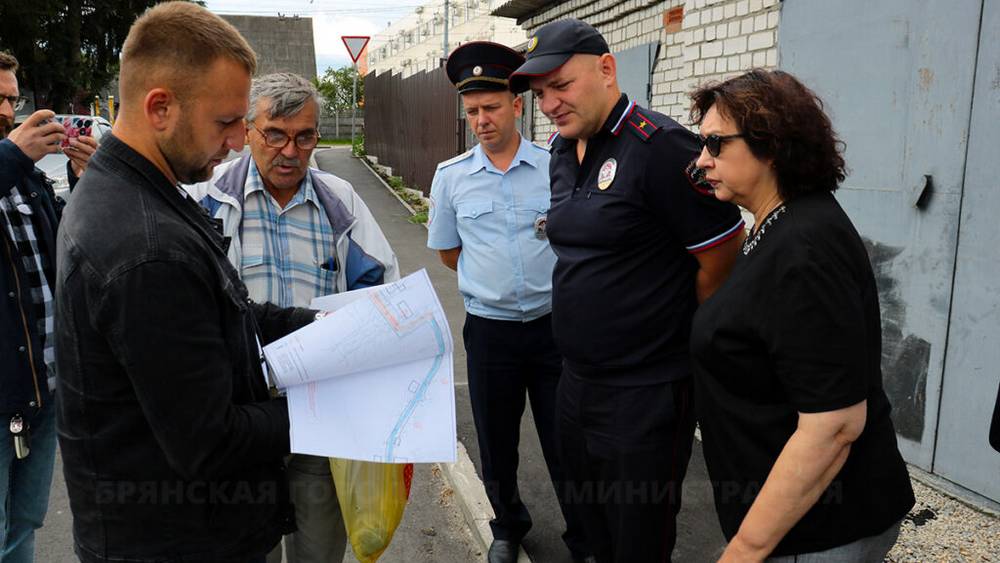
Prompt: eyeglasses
<box><xmin>700</xmin><ymin>133</ymin><xmax>745</xmax><ymax>157</ymax></box>
<box><xmin>0</xmin><ymin>95</ymin><xmax>27</xmax><ymax>112</ymax></box>
<box><xmin>249</xmin><ymin>122</ymin><xmax>320</xmax><ymax>150</ymax></box>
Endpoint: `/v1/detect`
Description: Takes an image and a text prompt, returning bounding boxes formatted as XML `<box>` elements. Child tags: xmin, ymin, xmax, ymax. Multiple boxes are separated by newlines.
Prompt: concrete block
<box><xmin>712</xmin><ymin>6</ymin><xmax>724</xmax><ymax>22</ymax></box>
<box><xmin>694</xmin><ymin>60</ymin><xmax>705</xmax><ymax>75</ymax></box>
<box><xmin>752</xmin><ymin>50</ymin><xmax>766</xmax><ymax>67</ymax></box>
<box><xmin>724</xmin><ymin>3</ymin><xmax>736</xmax><ymax>19</ymax></box>
<box><xmin>683</xmin><ymin>9</ymin><xmax>701</xmax><ymax>29</ymax></box>
<box><xmin>728</xmin><ymin>21</ymin><xmax>740</xmax><ymax>37</ymax></box>
<box><xmin>767</xmin><ymin>10</ymin><xmax>780</xmax><ymax>28</ymax></box>
<box><xmin>723</xmin><ymin>36</ymin><xmax>747</xmax><ymax>55</ymax></box>
<box><xmin>643</xmin><ymin>17</ymin><xmax>657</xmax><ymax>34</ymax></box>
<box><xmin>716</xmin><ymin>23</ymin><xmax>729</xmax><ymax>39</ymax></box>
<box><xmin>701</xmin><ymin>40</ymin><xmax>723</xmax><ymax>58</ymax></box>
<box><xmin>740</xmin><ymin>52</ymin><xmax>752</xmax><ymax>69</ymax></box>
<box><xmin>667</xmin><ymin>44</ymin><xmax>683</xmax><ymax>58</ymax></box>
<box><xmin>741</xmin><ymin>17</ymin><xmax>754</xmax><ymax>35</ymax></box>
<box><xmin>683</xmin><ymin>44</ymin><xmax>701</xmax><ymax>62</ymax></box>
<box><xmin>704</xmin><ymin>58</ymin><xmax>717</xmax><ymax>74</ymax></box>
<box><xmin>705</xmin><ymin>24</ymin><xmax>717</xmax><ymax>41</ymax></box>
<box><xmin>750</xmin><ymin>0</ymin><xmax>763</xmax><ymax>12</ymax></box>
<box><xmin>736</xmin><ymin>0</ymin><xmax>749</xmax><ymax>16</ymax></box>
<box><xmin>692</xmin><ymin>28</ymin><xmax>705</xmax><ymax>43</ymax></box>
<box><xmin>748</xmin><ymin>30</ymin><xmax>774</xmax><ymax>50</ymax></box>
<box><xmin>754</xmin><ymin>14</ymin><xmax>768</xmax><ymax>31</ymax></box>
<box><xmin>766</xmin><ymin>48</ymin><xmax>777</xmax><ymax>67</ymax></box>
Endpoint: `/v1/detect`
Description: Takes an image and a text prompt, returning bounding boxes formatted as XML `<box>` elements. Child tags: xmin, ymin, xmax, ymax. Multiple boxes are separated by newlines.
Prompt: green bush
<box><xmin>352</xmin><ymin>135</ymin><xmax>366</xmax><ymax>157</ymax></box>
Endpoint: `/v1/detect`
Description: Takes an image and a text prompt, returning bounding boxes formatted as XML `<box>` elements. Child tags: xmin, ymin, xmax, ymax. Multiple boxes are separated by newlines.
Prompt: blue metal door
<box><xmin>934</xmin><ymin>0</ymin><xmax>1000</xmax><ymax>503</ymax></box>
<box><xmin>778</xmin><ymin>0</ymin><xmax>983</xmax><ymax>470</ymax></box>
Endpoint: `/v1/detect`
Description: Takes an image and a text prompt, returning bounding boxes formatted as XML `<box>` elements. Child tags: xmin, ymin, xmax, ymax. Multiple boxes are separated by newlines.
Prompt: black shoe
<box><xmin>487</xmin><ymin>539</ymin><xmax>518</xmax><ymax>563</ymax></box>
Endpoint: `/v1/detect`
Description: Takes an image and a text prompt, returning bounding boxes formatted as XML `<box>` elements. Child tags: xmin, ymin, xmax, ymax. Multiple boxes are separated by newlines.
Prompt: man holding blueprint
<box><xmin>188</xmin><ymin>73</ymin><xmax>399</xmax><ymax>563</ymax></box>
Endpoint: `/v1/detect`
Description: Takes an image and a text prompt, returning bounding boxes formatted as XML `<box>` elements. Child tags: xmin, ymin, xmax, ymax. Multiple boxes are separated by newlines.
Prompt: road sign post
<box><xmin>341</xmin><ymin>36</ymin><xmax>371</xmax><ymax>150</ymax></box>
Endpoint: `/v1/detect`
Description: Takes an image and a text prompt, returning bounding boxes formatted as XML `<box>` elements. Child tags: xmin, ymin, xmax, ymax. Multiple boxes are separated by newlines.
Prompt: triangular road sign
<box><xmin>342</xmin><ymin>36</ymin><xmax>371</xmax><ymax>63</ymax></box>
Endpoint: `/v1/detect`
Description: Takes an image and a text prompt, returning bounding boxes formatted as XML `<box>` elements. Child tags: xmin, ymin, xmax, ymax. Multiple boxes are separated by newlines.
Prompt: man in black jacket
<box><xmin>0</xmin><ymin>48</ymin><xmax>93</xmax><ymax>562</ymax></box>
<box><xmin>55</xmin><ymin>4</ymin><xmax>316</xmax><ymax>562</ymax></box>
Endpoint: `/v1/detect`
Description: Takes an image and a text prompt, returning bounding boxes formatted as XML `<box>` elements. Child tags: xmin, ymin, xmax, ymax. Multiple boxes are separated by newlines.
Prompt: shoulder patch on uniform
<box><xmin>436</xmin><ymin>149</ymin><xmax>475</xmax><ymax>170</ymax></box>
<box><xmin>625</xmin><ymin>109</ymin><xmax>661</xmax><ymax>142</ymax></box>
<box><xmin>685</xmin><ymin>159</ymin><xmax>715</xmax><ymax>196</ymax></box>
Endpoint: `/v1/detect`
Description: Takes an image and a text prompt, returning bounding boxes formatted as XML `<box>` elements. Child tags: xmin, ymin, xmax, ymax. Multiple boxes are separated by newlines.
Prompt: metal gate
<box><xmin>934</xmin><ymin>0</ymin><xmax>1000</xmax><ymax>502</ymax></box>
<box><xmin>779</xmin><ymin>0</ymin><xmax>999</xmax><ymax>502</ymax></box>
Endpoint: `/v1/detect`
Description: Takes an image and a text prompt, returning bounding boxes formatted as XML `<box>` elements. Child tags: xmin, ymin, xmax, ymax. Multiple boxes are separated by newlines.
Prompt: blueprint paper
<box><xmin>263</xmin><ymin>269</ymin><xmax>457</xmax><ymax>463</ymax></box>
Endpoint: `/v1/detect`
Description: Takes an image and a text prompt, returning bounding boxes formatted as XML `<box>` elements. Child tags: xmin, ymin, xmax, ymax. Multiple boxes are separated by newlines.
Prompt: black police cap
<box><xmin>509</xmin><ymin>18</ymin><xmax>610</xmax><ymax>93</ymax></box>
<box><xmin>446</xmin><ymin>41</ymin><xmax>525</xmax><ymax>94</ymax></box>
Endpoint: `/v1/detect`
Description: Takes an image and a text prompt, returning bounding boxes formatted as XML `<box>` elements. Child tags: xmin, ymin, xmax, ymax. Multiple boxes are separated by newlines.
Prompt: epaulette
<box><xmin>624</xmin><ymin>107</ymin><xmax>661</xmax><ymax>142</ymax></box>
<box><xmin>436</xmin><ymin>149</ymin><xmax>475</xmax><ymax>170</ymax></box>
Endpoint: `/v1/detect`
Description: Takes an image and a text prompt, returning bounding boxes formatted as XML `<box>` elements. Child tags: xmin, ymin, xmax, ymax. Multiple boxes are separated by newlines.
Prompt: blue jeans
<box><xmin>0</xmin><ymin>404</ymin><xmax>57</xmax><ymax>563</ymax></box>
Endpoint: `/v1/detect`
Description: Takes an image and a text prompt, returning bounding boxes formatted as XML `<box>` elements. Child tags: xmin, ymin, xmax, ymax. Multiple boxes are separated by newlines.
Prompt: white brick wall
<box><xmin>519</xmin><ymin>0</ymin><xmax>782</xmax><ymax>140</ymax></box>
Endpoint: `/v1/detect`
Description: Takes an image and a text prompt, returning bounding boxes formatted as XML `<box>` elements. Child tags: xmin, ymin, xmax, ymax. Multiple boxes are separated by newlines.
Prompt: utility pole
<box><xmin>351</xmin><ymin>63</ymin><xmax>358</xmax><ymax>145</ymax></box>
<box><xmin>442</xmin><ymin>0</ymin><xmax>450</xmax><ymax>60</ymax></box>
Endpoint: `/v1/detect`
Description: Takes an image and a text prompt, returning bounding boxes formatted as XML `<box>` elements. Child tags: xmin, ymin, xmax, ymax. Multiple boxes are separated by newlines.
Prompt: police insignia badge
<box><xmin>597</xmin><ymin>158</ymin><xmax>617</xmax><ymax>190</ymax></box>
<box><xmin>527</xmin><ymin>36</ymin><xmax>538</xmax><ymax>53</ymax></box>
<box><xmin>472</xmin><ymin>65</ymin><xmax>483</xmax><ymax>76</ymax></box>
<box><xmin>533</xmin><ymin>215</ymin><xmax>547</xmax><ymax>240</ymax></box>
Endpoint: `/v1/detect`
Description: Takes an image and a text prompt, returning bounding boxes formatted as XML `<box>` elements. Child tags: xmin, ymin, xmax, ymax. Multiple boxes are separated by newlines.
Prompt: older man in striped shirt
<box><xmin>189</xmin><ymin>72</ymin><xmax>398</xmax><ymax>563</ymax></box>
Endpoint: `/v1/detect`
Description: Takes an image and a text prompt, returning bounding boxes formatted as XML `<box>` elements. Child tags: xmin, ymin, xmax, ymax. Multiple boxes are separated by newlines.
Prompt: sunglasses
<box><xmin>700</xmin><ymin>133</ymin><xmax>745</xmax><ymax>157</ymax></box>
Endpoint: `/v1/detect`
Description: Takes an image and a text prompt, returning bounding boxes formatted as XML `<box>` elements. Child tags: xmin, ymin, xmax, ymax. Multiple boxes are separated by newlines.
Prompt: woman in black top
<box><xmin>687</xmin><ymin>70</ymin><xmax>914</xmax><ymax>562</ymax></box>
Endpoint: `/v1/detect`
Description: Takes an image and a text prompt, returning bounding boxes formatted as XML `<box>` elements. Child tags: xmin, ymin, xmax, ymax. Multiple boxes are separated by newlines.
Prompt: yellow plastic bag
<box><xmin>329</xmin><ymin>459</ymin><xmax>413</xmax><ymax>563</ymax></box>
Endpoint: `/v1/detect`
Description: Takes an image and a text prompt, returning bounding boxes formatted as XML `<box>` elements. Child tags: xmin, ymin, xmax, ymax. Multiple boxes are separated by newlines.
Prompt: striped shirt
<box><xmin>240</xmin><ymin>160</ymin><xmax>336</xmax><ymax>308</ymax></box>
<box><xmin>1</xmin><ymin>187</ymin><xmax>56</xmax><ymax>391</ymax></box>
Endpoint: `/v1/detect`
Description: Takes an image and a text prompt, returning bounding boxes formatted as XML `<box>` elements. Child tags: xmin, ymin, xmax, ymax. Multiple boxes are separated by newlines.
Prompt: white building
<box><xmin>368</xmin><ymin>0</ymin><xmax>526</xmax><ymax>77</ymax></box>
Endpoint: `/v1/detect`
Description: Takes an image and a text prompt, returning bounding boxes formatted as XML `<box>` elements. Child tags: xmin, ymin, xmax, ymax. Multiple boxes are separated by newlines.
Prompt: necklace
<box><xmin>742</xmin><ymin>204</ymin><xmax>787</xmax><ymax>255</ymax></box>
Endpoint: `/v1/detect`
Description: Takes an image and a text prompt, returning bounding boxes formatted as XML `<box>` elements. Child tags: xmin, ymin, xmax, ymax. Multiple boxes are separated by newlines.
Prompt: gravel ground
<box><xmin>887</xmin><ymin>476</ymin><xmax>999</xmax><ymax>562</ymax></box>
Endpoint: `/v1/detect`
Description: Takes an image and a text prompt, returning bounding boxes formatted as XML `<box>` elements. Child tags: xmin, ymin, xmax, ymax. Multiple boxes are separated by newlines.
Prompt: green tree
<box><xmin>313</xmin><ymin>65</ymin><xmax>364</xmax><ymax>115</ymax></box>
<box><xmin>0</xmin><ymin>0</ymin><xmax>191</xmax><ymax>112</ymax></box>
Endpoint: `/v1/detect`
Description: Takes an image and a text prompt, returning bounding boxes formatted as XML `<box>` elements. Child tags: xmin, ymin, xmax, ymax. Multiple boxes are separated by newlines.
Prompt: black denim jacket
<box><xmin>55</xmin><ymin>134</ymin><xmax>315</xmax><ymax>563</ymax></box>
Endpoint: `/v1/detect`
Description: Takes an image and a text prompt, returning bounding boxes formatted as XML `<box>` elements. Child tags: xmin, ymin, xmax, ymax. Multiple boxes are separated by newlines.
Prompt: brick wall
<box><xmin>516</xmin><ymin>0</ymin><xmax>781</xmax><ymax>141</ymax></box>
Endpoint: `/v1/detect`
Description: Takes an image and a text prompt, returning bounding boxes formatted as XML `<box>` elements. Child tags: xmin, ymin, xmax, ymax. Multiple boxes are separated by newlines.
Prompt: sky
<box><xmin>205</xmin><ymin>1</ymin><xmax>426</xmax><ymax>75</ymax></box>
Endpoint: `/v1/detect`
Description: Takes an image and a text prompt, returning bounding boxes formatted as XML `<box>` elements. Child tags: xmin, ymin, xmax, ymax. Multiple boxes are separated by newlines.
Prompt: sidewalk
<box><xmin>314</xmin><ymin>146</ymin><xmax>729</xmax><ymax>563</ymax></box>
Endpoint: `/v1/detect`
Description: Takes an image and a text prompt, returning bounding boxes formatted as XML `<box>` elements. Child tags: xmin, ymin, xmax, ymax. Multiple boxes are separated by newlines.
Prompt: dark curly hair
<box><xmin>689</xmin><ymin>69</ymin><xmax>846</xmax><ymax>197</ymax></box>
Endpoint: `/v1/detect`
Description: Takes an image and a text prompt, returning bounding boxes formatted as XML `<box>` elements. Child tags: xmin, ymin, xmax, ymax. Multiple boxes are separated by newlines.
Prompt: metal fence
<box><xmin>319</xmin><ymin>112</ymin><xmax>364</xmax><ymax>140</ymax></box>
<box><xmin>364</xmin><ymin>68</ymin><xmax>462</xmax><ymax>194</ymax></box>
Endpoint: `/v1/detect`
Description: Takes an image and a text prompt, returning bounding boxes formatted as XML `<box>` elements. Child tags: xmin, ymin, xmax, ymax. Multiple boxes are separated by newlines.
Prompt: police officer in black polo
<box><xmin>430</xmin><ymin>42</ymin><xmax>592</xmax><ymax>563</ymax></box>
<box><xmin>510</xmin><ymin>19</ymin><xmax>745</xmax><ymax>563</ymax></box>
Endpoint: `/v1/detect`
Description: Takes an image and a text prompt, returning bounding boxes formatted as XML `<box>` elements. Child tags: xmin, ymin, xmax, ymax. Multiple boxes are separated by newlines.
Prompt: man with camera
<box><xmin>0</xmin><ymin>49</ymin><xmax>95</xmax><ymax>563</ymax></box>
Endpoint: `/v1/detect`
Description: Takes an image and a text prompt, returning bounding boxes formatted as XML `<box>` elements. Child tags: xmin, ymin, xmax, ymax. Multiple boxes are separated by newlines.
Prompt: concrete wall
<box><xmin>222</xmin><ymin>15</ymin><xmax>318</xmax><ymax>80</ymax></box>
<box><xmin>508</xmin><ymin>0</ymin><xmax>781</xmax><ymax>141</ymax></box>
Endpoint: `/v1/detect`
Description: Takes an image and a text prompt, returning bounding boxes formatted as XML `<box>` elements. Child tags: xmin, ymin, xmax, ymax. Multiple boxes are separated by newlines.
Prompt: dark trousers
<box><xmin>556</xmin><ymin>367</ymin><xmax>696</xmax><ymax>563</ymax></box>
<box><xmin>463</xmin><ymin>313</ymin><xmax>588</xmax><ymax>558</ymax></box>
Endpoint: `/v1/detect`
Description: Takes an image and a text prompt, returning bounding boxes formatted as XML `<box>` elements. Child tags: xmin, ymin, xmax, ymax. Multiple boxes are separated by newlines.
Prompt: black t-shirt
<box><xmin>548</xmin><ymin>95</ymin><xmax>744</xmax><ymax>384</ymax></box>
<box><xmin>691</xmin><ymin>191</ymin><xmax>914</xmax><ymax>556</ymax></box>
